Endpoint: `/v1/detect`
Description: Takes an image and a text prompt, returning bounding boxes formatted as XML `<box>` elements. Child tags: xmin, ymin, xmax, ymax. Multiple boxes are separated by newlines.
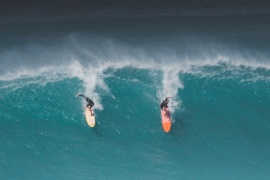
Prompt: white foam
<box><xmin>160</xmin><ymin>69</ymin><xmax>183</xmax><ymax>113</ymax></box>
<box><xmin>1</xmin><ymin>38</ymin><xmax>270</xmax><ymax>112</ymax></box>
<box><xmin>64</xmin><ymin>60</ymin><xmax>110</xmax><ymax>110</ymax></box>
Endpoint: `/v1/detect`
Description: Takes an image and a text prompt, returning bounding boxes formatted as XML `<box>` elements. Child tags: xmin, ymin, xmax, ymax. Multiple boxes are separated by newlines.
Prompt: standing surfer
<box><xmin>160</xmin><ymin>97</ymin><xmax>171</xmax><ymax>111</ymax></box>
<box><xmin>76</xmin><ymin>94</ymin><xmax>94</xmax><ymax>115</ymax></box>
<box><xmin>160</xmin><ymin>97</ymin><xmax>172</xmax><ymax>132</ymax></box>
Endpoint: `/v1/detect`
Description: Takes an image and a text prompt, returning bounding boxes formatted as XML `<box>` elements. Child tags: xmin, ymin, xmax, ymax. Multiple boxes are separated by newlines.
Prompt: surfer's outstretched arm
<box><xmin>76</xmin><ymin>94</ymin><xmax>85</xmax><ymax>98</ymax></box>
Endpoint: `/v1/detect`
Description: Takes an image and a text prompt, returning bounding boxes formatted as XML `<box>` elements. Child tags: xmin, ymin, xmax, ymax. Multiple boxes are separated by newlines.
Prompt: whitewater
<box><xmin>1</xmin><ymin>37</ymin><xmax>270</xmax><ymax>179</ymax></box>
<box><xmin>1</xmin><ymin>2</ymin><xmax>270</xmax><ymax>179</ymax></box>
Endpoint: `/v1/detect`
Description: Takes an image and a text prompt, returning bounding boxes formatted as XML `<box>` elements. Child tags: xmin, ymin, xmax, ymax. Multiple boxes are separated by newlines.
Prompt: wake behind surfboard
<box><xmin>161</xmin><ymin>108</ymin><xmax>171</xmax><ymax>132</ymax></box>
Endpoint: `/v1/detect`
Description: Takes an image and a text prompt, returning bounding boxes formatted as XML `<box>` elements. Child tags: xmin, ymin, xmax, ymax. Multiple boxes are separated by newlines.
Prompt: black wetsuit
<box><xmin>160</xmin><ymin>99</ymin><xmax>169</xmax><ymax>110</ymax></box>
<box><xmin>85</xmin><ymin>97</ymin><xmax>94</xmax><ymax>108</ymax></box>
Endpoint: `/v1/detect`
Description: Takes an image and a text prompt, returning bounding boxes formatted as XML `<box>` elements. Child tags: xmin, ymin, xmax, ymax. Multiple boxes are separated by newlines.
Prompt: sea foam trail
<box><xmin>157</xmin><ymin>68</ymin><xmax>183</xmax><ymax>113</ymax></box>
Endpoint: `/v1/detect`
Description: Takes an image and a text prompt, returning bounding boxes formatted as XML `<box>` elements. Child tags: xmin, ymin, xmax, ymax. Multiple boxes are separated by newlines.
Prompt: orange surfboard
<box><xmin>161</xmin><ymin>108</ymin><xmax>171</xmax><ymax>132</ymax></box>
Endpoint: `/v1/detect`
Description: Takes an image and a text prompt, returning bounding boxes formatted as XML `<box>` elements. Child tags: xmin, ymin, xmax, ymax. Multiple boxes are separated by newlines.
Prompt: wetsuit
<box><xmin>85</xmin><ymin>97</ymin><xmax>94</xmax><ymax>109</ymax></box>
<box><xmin>160</xmin><ymin>98</ymin><xmax>169</xmax><ymax>110</ymax></box>
<box><xmin>77</xmin><ymin>94</ymin><xmax>94</xmax><ymax>109</ymax></box>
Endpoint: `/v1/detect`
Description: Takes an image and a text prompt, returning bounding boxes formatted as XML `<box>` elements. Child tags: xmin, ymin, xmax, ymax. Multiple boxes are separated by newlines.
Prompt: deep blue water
<box><xmin>1</xmin><ymin>1</ymin><xmax>270</xmax><ymax>179</ymax></box>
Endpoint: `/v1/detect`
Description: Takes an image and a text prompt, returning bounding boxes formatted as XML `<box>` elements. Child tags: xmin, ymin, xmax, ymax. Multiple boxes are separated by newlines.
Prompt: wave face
<box><xmin>1</xmin><ymin>3</ymin><xmax>270</xmax><ymax>179</ymax></box>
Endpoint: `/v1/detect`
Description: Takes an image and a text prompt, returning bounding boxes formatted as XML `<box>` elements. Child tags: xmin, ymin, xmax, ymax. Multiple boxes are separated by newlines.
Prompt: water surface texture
<box><xmin>1</xmin><ymin>1</ymin><xmax>270</xmax><ymax>179</ymax></box>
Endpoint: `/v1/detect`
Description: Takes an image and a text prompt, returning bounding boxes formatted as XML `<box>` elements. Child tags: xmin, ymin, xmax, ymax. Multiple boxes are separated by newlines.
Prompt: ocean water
<box><xmin>1</xmin><ymin>1</ymin><xmax>270</xmax><ymax>179</ymax></box>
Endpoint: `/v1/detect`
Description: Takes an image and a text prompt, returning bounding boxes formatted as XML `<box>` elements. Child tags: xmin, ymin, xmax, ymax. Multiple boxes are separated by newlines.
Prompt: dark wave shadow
<box><xmin>168</xmin><ymin>114</ymin><xmax>186</xmax><ymax>137</ymax></box>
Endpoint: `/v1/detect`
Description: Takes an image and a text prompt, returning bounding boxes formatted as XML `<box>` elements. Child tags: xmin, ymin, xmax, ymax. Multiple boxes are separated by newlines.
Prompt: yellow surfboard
<box><xmin>85</xmin><ymin>108</ymin><xmax>95</xmax><ymax>127</ymax></box>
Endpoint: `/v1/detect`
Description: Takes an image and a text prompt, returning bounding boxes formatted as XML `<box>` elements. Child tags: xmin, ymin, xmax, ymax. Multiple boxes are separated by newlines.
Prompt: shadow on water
<box><xmin>80</xmin><ymin>118</ymin><xmax>104</xmax><ymax>141</ymax></box>
<box><xmin>169</xmin><ymin>114</ymin><xmax>186</xmax><ymax>137</ymax></box>
<box><xmin>92</xmin><ymin>121</ymin><xmax>103</xmax><ymax>137</ymax></box>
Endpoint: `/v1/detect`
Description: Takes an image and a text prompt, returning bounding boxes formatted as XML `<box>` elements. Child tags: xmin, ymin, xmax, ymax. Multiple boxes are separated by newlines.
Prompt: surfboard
<box><xmin>85</xmin><ymin>108</ymin><xmax>95</xmax><ymax>127</ymax></box>
<box><xmin>161</xmin><ymin>108</ymin><xmax>171</xmax><ymax>132</ymax></box>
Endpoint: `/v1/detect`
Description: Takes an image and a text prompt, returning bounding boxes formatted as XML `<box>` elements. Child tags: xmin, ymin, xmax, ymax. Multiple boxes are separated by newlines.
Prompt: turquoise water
<box><xmin>1</xmin><ymin>64</ymin><xmax>270</xmax><ymax>179</ymax></box>
<box><xmin>1</xmin><ymin>1</ymin><xmax>270</xmax><ymax>179</ymax></box>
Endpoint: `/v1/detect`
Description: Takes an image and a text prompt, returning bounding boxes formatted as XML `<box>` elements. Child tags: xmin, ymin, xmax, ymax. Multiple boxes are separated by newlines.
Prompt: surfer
<box><xmin>160</xmin><ymin>97</ymin><xmax>171</xmax><ymax>111</ymax></box>
<box><xmin>76</xmin><ymin>94</ymin><xmax>94</xmax><ymax>115</ymax></box>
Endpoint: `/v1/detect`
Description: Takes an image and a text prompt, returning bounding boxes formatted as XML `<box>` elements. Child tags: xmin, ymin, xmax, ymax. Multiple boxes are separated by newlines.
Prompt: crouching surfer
<box><xmin>76</xmin><ymin>94</ymin><xmax>94</xmax><ymax>116</ymax></box>
<box><xmin>160</xmin><ymin>97</ymin><xmax>172</xmax><ymax>111</ymax></box>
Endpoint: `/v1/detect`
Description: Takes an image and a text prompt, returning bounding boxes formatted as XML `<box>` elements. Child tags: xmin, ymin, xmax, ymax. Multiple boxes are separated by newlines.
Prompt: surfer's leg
<box><xmin>165</xmin><ymin>105</ymin><xmax>168</xmax><ymax>110</ymax></box>
<box><xmin>90</xmin><ymin>108</ymin><xmax>94</xmax><ymax>116</ymax></box>
<box><xmin>88</xmin><ymin>104</ymin><xmax>94</xmax><ymax>116</ymax></box>
<box><xmin>85</xmin><ymin>104</ymin><xmax>91</xmax><ymax>111</ymax></box>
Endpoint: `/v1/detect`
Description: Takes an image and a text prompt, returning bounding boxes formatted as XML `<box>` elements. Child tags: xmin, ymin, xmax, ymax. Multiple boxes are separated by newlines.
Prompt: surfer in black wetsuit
<box><xmin>76</xmin><ymin>94</ymin><xmax>94</xmax><ymax>115</ymax></box>
<box><xmin>160</xmin><ymin>97</ymin><xmax>171</xmax><ymax>111</ymax></box>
